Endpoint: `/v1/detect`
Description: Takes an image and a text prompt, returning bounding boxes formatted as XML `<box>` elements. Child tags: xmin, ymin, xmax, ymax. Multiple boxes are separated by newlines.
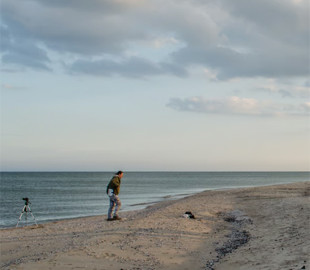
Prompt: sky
<box><xmin>0</xmin><ymin>0</ymin><xmax>309</xmax><ymax>171</ymax></box>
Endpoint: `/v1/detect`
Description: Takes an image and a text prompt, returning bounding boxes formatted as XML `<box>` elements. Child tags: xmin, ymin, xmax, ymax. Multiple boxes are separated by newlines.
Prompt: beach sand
<box><xmin>1</xmin><ymin>182</ymin><xmax>309</xmax><ymax>270</ymax></box>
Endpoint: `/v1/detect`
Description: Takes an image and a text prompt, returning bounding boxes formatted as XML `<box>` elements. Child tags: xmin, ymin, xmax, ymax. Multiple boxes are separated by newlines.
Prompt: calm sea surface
<box><xmin>0</xmin><ymin>171</ymin><xmax>309</xmax><ymax>228</ymax></box>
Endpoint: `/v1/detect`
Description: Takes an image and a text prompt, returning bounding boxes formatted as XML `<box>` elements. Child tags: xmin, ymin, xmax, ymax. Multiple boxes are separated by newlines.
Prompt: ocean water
<box><xmin>0</xmin><ymin>171</ymin><xmax>309</xmax><ymax>228</ymax></box>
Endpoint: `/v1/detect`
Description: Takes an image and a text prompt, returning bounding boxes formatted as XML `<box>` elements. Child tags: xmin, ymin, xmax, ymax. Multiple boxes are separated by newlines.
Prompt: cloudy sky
<box><xmin>1</xmin><ymin>0</ymin><xmax>309</xmax><ymax>171</ymax></box>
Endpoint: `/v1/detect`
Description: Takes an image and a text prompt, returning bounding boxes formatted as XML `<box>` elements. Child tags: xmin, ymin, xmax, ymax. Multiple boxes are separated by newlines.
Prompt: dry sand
<box><xmin>1</xmin><ymin>182</ymin><xmax>309</xmax><ymax>270</ymax></box>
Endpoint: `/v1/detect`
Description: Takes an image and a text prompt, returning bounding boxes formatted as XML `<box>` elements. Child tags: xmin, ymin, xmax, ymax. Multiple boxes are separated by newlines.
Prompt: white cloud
<box><xmin>228</xmin><ymin>96</ymin><xmax>259</xmax><ymax>115</ymax></box>
<box><xmin>151</xmin><ymin>37</ymin><xmax>180</xmax><ymax>49</ymax></box>
<box><xmin>203</xmin><ymin>68</ymin><xmax>218</xmax><ymax>81</ymax></box>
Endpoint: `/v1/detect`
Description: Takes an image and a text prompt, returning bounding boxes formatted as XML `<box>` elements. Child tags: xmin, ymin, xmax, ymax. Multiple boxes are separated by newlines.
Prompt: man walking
<box><xmin>106</xmin><ymin>171</ymin><xmax>124</xmax><ymax>221</ymax></box>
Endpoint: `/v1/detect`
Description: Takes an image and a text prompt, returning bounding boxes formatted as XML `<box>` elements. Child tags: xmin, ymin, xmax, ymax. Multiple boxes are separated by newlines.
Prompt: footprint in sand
<box><xmin>104</xmin><ymin>252</ymin><xmax>117</xmax><ymax>260</ymax></box>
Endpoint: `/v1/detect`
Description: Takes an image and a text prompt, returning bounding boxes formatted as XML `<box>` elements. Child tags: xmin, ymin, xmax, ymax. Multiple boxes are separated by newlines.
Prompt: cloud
<box><xmin>257</xmin><ymin>79</ymin><xmax>310</xmax><ymax>98</ymax></box>
<box><xmin>69</xmin><ymin>56</ymin><xmax>187</xmax><ymax>78</ymax></box>
<box><xmin>0</xmin><ymin>25</ymin><xmax>51</xmax><ymax>70</ymax></box>
<box><xmin>1</xmin><ymin>0</ymin><xmax>309</xmax><ymax>78</ymax></box>
<box><xmin>167</xmin><ymin>96</ymin><xmax>310</xmax><ymax>116</ymax></box>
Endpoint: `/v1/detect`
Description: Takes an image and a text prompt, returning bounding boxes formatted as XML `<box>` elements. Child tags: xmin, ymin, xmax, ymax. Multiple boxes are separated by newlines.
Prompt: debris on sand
<box><xmin>205</xmin><ymin>210</ymin><xmax>252</xmax><ymax>270</ymax></box>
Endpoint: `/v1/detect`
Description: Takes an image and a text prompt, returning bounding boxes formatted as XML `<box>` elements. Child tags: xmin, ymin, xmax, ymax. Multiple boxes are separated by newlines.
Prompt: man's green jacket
<box><xmin>106</xmin><ymin>175</ymin><xmax>121</xmax><ymax>195</ymax></box>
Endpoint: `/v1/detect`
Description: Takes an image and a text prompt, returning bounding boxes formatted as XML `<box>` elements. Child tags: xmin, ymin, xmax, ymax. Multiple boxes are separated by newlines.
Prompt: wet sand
<box><xmin>1</xmin><ymin>182</ymin><xmax>309</xmax><ymax>270</ymax></box>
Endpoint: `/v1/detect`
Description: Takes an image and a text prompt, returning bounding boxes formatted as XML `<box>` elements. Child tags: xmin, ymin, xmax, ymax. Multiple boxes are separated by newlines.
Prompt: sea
<box><xmin>0</xmin><ymin>171</ymin><xmax>309</xmax><ymax>228</ymax></box>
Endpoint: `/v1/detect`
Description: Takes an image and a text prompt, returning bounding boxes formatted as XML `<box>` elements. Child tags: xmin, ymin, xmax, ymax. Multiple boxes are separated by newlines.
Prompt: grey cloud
<box><xmin>34</xmin><ymin>0</ymin><xmax>140</xmax><ymax>14</ymax></box>
<box><xmin>0</xmin><ymin>1</ymin><xmax>136</xmax><ymax>56</ymax></box>
<box><xmin>255</xmin><ymin>87</ymin><xmax>294</xmax><ymax>98</ymax></box>
<box><xmin>0</xmin><ymin>25</ymin><xmax>51</xmax><ymax>70</ymax></box>
<box><xmin>167</xmin><ymin>96</ymin><xmax>310</xmax><ymax>117</ymax></box>
<box><xmin>175</xmin><ymin>0</ymin><xmax>309</xmax><ymax>78</ymax></box>
<box><xmin>168</xmin><ymin>97</ymin><xmax>229</xmax><ymax>114</ymax></box>
<box><xmin>172</xmin><ymin>45</ymin><xmax>308</xmax><ymax>80</ymax></box>
<box><xmin>255</xmin><ymin>80</ymin><xmax>310</xmax><ymax>99</ymax></box>
<box><xmin>1</xmin><ymin>0</ymin><xmax>309</xmax><ymax>79</ymax></box>
<box><xmin>70</xmin><ymin>57</ymin><xmax>187</xmax><ymax>78</ymax></box>
<box><xmin>171</xmin><ymin>0</ymin><xmax>309</xmax><ymax>79</ymax></box>
<box><xmin>219</xmin><ymin>0</ymin><xmax>308</xmax><ymax>44</ymax></box>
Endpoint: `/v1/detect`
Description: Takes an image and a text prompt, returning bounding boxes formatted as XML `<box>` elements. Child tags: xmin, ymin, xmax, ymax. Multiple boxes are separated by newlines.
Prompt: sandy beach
<box><xmin>1</xmin><ymin>182</ymin><xmax>309</xmax><ymax>270</ymax></box>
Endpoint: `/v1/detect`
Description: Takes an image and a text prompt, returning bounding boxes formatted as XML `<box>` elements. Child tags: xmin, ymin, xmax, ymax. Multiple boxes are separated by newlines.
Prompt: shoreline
<box><xmin>2</xmin><ymin>180</ymin><xmax>307</xmax><ymax>230</ymax></box>
<box><xmin>1</xmin><ymin>181</ymin><xmax>309</xmax><ymax>270</ymax></box>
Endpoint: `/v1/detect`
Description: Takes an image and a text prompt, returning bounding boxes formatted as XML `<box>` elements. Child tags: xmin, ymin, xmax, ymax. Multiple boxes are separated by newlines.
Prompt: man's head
<box><xmin>116</xmin><ymin>171</ymin><xmax>124</xmax><ymax>178</ymax></box>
